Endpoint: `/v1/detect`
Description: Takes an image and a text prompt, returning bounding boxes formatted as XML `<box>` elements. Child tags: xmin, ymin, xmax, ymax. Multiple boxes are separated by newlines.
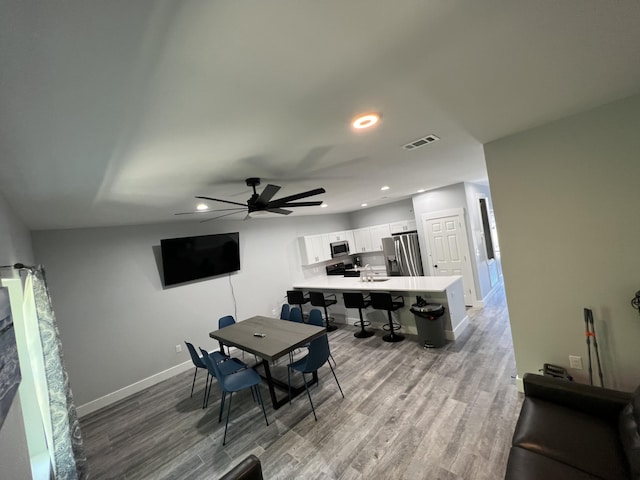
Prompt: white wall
<box><xmin>347</xmin><ymin>199</ymin><xmax>414</xmax><ymax>228</ymax></box>
<box><xmin>0</xmin><ymin>192</ymin><xmax>34</xmax><ymax>479</ymax></box>
<box><xmin>485</xmin><ymin>93</ymin><xmax>640</xmax><ymax>391</ymax></box>
<box><xmin>31</xmin><ymin>213</ymin><xmax>351</xmax><ymax>407</ymax></box>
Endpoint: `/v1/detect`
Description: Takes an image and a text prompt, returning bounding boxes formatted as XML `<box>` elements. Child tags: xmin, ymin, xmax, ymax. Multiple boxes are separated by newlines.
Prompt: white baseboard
<box><xmin>515</xmin><ymin>375</ymin><xmax>524</xmax><ymax>393</ymax></box>
<box><xmin>76</xmin><ymin>360</ymin><xmax>194</xmax><ymax>418</ymax></box>
<box><xmin>449</xmin><ymin>314</ymin><xmax>470</xmax><ymax>340</ymax></box>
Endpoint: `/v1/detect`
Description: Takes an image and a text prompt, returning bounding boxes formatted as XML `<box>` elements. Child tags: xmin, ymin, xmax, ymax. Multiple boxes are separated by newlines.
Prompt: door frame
<box><xmin>421</xmin><ymin>208</ymin><xmax>477</xmax><ymax>306</ymax></box>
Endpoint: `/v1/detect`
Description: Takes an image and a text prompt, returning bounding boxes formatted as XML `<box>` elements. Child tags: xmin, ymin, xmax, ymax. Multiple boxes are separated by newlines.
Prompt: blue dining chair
<box><xmin>287</xmin><ymin>334</ymin><xmax>344</xmax><ymax>421</ymax></box>
<box><xmin>307</xmin><ymin>309</ymin><xmax>337</xmax><ymax>367</ymax></box>
<box><xmin>185</xmin><ymin>341</ymin><xmax>209</xmax><ymax>399</ymax></box>
<box><xmin>218</xmin><ymin>315</ymin><xmax>236</xmax><ymax>355</ymax></box>
<box><xmin>199</xmin><ymin>347</ymin><xmax>247</xmax><ymax>409</ymax></box>
<box><xmin>200</xmin><ymin>348</ymin><xmax>269</xmax><ymax>445</ymax></box>
<box><xmin>280</xmin><ymin>303</ymin><xmax>290</xmax><ymax>320</ymax></box>
<box><xmin>288</xmin><ymin>307</ymin><xmax>303</xmax><ymax>323</ymax></box>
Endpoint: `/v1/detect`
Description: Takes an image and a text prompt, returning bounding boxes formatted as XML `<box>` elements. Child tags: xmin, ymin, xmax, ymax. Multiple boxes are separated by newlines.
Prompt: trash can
<box><xmin>411</xmin><ymin>303</ymin><xmax>446</xmax><ymax>348</ymax></box>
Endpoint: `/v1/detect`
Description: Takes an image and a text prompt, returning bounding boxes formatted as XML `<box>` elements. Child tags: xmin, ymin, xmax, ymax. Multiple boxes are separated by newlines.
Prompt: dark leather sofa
<box><xmin>505</xmin><ymin>373</ymin><xmax>640</xmax><ymax>479</ymax></box>
<box><xmin>219</xmin><ymin>454</ymin><xmax>263</xmax><ymax>480</ymax></box>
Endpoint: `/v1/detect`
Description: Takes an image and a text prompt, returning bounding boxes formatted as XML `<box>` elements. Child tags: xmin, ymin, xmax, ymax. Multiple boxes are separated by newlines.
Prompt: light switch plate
<box><xmin>569</xmin><ymin>355</ymin><xmax>582</xmax><ymax>369</ymax></box>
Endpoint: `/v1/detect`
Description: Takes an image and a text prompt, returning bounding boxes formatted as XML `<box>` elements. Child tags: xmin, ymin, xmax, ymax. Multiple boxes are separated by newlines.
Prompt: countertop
<box><xmin>292</xmin><ymin>275</ymin><xmax>462</xmax><ymax>293</ymax></box>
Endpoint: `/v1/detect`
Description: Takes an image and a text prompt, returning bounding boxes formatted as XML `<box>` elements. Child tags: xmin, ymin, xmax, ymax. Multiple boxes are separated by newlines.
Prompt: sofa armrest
<box><xmin>523</xmin><ymin>373</ymin><xmax>632</xmax><ymax>420</ymax></box>
<box><xmin>219</xmin><ymin>454</ymin><xmax>263</xmax><ymax>480</ymax></box>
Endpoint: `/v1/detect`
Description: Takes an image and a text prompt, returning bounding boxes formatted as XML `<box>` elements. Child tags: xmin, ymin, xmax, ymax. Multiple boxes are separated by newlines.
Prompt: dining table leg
<box><xmin>260</xmin><ymin>359</ymin><xmax>318</xmax><ymax>410</ymax></box>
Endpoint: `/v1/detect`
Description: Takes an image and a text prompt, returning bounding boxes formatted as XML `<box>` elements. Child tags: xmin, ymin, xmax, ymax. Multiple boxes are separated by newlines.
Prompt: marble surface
<box><xmin>292</xmin><ymin>274</ymin><xmax>462</xmax><ymax>293</ymax></box>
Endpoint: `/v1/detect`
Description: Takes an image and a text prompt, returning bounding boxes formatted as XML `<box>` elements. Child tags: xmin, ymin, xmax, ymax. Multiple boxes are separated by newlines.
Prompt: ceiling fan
<box><xmin>177</xmin><ymin>177</ymin><xmax>326</xmax><ymax>222</ymax></box>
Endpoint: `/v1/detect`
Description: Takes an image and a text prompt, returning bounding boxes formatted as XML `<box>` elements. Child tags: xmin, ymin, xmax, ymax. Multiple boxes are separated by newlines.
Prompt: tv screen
<box><xmin>160</xmin><ymin>232</ymin><xmax>240</xmax><ymax>286</ymax></box>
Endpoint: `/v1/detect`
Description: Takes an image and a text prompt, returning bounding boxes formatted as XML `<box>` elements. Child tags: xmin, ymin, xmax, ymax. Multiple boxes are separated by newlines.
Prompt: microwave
<box><xmin>330</xmin><ymin>240</ymin><xmax>350</xmax><ymax>258</ymax></box>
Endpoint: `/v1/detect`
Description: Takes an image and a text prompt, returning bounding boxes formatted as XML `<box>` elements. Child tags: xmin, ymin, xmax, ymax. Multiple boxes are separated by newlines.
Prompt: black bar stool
<box><xmin>370</xmin><ymin>292</ymin><xmax>405</xmax><ymax>342</ymax></box>
<box><xmin>309</xmin><ymin>291</ymin><xmax>338</xmax><ymax>332</ymax></box>
<box><xmin>343</xmin><ymin>292</ymin><xmax>374</xmax><ymax>338</ymax></box>
<box><xmin>287</xmin><ymin>290</ymin><xmax>310</xmax><ymax>315</ymax></box>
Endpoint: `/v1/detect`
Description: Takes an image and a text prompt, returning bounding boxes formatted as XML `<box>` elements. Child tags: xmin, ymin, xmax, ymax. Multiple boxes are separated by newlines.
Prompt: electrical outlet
<box><xmin>175</xmin><ymin>344</ymin><xmax>182</xmax><ymax>353</ymax></box>
<box><xmin>569</xmin><ymin>355</ymin><xmax>582</xmax><ymax>369</ymax></box>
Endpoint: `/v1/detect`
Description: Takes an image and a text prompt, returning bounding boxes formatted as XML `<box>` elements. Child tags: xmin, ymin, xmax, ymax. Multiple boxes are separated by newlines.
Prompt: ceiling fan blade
<box><xmin>265</xmin><ymin>208</ymin><xmax>293</xmax><ymax>215</ymax></box>
<box><xmin>195</xmin><ymin>196</ymin><xmax>247</xmax><ymax>208</ymax></box>
<box><xmin>199</xmin><ymin>210</ymin><xmax>247</xmax><ymax>223</ymax></box>
<box><xmin>254</xmin><ymin>184</ymin><xmax>281</xmax><ymax>207</ymax></box>
<box><xmin>267</xmin><ymin>187</ymin><xmax>326</xmax><ymax>206</ymax></box>
<box><xmin>174</xmin><ymin>207</ymin><xmax>246</xmax><ymax>216</ymax></box>
<box><xmin>274</xmin><ymin>201</ymin><xmax>323</xmax><ymax>207</ymax></box>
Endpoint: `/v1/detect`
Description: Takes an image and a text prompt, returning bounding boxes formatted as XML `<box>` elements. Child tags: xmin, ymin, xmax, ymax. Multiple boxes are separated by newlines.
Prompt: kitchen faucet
<box><xmin>361</xmin><ymin>264</ymin><xmax>374</xmax><ymax>282</ymax></box>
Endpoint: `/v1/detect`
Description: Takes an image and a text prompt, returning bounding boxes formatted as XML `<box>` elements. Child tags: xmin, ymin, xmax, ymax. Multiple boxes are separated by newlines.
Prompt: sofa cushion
<box><xmin>512</xmin><ymin>397</ymin><xmax>629</xmax><ymax>480</ymax></box>
<box><xmin>619</xmin><ymin>386</ymin><xmax>640</xmax><ymax>480</ymax></box>
<box><xmin>506</xmin><ymin>446</ymin><xmax>601</xmax><ymax>480</ymax></box>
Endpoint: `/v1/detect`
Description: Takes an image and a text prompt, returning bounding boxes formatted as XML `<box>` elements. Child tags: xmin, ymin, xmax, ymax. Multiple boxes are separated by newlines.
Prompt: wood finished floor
<box><xmin>80</xmin><ymin>284</ymin><xmax>522</xmax><ymax>479</ymax></box>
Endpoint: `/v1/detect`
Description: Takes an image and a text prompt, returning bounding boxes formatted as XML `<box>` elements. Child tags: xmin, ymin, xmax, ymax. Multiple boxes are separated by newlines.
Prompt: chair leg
<box><xmin>222</xmin><ymin>392</ymin><xmax>233</xmax><ymax>446</ymax></box>
<box><xmin>190</xmin><ymin>368</ymin><xmax>198</xmax><ymax>397</ymax></box>
<box><xmin>219</xmin><ymin>391</ymin><xmax>226</xmax><ymax>423</ymax></box>
<box><xmin>382</xmin><ymin>310</ymin><xmax>405</xmax><ymax>342</ymax></box>
<box><xmin>324</xmin><ymin>305</ymin><xmax>337</xmax><ymax>332</ymax></box>
<box><xmin>203</xmin><ymin>374</ymin><xmax>212</xmax><ymax>409</ymax></box>
<box><xmin>302</xmin><ymin>372</ymin><xmax>318</xmax><ymax>421</ymax></box>
<box><xmin>255</xmin><ymin>385</ymin><xmax>269</xmax><ymax>426</ymax></box>
<box><xmin>354</xmin><ymin>308</ymin><xmax>374</xmax><ymax>338</ymax></box>
<box><xmin>287</xmin><ymin>367</ymin><xmax>292</xmax><ymax>405</ymax></box>
<box><xmin>328</xmin><ymin>363</ymin><xmax>345</xmax><ymax>399</ymax></box>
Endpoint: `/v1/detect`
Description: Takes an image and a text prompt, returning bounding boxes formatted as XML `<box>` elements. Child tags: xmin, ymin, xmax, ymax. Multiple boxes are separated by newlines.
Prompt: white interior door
<box><xmin>423</xmin><ymin>210</ymin><xmax>475</xmax><ymax>306</ymax></box>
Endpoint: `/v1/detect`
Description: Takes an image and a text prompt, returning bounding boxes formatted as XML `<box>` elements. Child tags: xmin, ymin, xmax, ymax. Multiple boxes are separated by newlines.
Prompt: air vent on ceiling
<box><xmin>402</xmin><ymin>134</ymin><xmax>440</xmax><ymax>150</ymax></box>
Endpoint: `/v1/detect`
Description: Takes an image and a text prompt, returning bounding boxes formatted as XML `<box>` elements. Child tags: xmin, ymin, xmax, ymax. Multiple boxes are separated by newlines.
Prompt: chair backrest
<box><xmin>307</xmin><ymin>308</ymin><xmax>324</xmax><ymax>326</ymax></box>
<box><xmin>309</xmin><ymin>291</ymin><xmax>326</xmax><ymax>307</ymax></box>
<box><xmin>219</xmin><ymin>315</ymin><xmax>236</xmax><ymax>329</ymax></box>
<box><xmin>288</xmin><ymin>307</ymin><xmax>303</xmax><ymax>323</ymax></box>
<box><xmin>199</xmin><ymin>347</ymin><xmax>223</xmax><ymax>382</ymax></box>
<box><xmin>287</xmin><ymin>290</ymin><xmax>307</xmax><ymax>305</ymax></box>
<box><xmin>370</xmin><ymin>292</ymin><xmax>393</xmax><ymax>310</ymax></box>
<box><xmin>185</xmin><ymin>341</ymin><xmax>205</xmax><ymax>368</ymax></box>
<box><xmin>280</xmin><ymin>303</ymin><xmax>290</xmax><ymax>320</ymax></box>
<box><xmin>301</xmin><ymin>334</ymin><xmax>331</xmax><ymax>373</ymax></box>
<box><xmin>343</xmin><ymin>292</ymin><xmax>366</xmax><ymax>309</ymax></box>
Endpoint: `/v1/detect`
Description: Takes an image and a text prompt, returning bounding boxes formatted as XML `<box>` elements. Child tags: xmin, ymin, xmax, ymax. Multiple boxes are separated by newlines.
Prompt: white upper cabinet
<box><xmin>352</xmin><ymin>228</ymin><xmax>373</xmax><ymax>253</ymax></box>
<box><xmin>327</xmin><ymin>231</ymin><xmax>347</xmax><ymax>243</ymax></box>
<box><xmin>352</xmin><ymin>224</ymin><xmax>390</xmax><ymax>253</ymax></box>
<box><xmin>299</xmin><ymin>234</ymin><xmax>331</xmax><ymax>265</ymax></box>
<box><xmin>369</xmin><ymin>224</ymin><xmax>391</xmax><ymax>251</ymax></box>
<box><xmin>389</xmin><ymin>219</ymin><xmax>417</xmax><ymax>234</ymax></box>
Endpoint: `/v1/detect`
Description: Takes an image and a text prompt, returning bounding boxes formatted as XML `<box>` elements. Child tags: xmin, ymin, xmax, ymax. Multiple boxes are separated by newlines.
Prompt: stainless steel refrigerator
<box><xmin>382</xmin><ymin>233</ymin><xmax>424</xmax><ymax>276</ymax></box>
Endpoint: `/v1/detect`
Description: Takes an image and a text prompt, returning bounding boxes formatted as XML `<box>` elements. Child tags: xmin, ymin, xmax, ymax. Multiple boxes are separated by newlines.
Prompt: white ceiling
<box><xmin>2</xmin><ymin>1</ymin><xmax>640</xmax><ymax>230</ymax></box>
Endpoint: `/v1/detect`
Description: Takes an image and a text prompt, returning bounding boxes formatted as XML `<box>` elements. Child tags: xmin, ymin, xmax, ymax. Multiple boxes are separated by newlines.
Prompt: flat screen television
<box><xmin>160</xmin><ymin>232</ymin><xmax>240</xmax><ymax>286</ymax></box>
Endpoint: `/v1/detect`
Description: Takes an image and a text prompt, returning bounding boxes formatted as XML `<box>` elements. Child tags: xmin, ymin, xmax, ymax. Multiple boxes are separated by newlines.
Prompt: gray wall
<box><xmin>0</xmin><ymin>192</ymin><xmax>34</xmax><ymax>479</ymax></box>
<box><xmin>31</xmin><ymin>213</ymin><xmax>351</xmax><ymax>406</ymax></box>
<box><xmin>485</xmin><ymin>93</ymin><xmax>640</xmax><ymax>391</ymax></box>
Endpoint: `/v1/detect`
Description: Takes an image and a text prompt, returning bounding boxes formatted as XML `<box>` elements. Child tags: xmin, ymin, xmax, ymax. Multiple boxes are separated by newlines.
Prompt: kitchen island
<box><xmin>292</xmin><ymin>275</ymin><xmax>468</xmax><ymax>341</ymax></box>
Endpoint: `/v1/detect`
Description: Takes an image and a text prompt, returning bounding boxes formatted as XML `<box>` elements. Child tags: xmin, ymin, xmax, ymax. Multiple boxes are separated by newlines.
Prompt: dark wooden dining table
<box><xmin>209</xmin><ymin>315</ymin><xmax>326</xmax><ymax>409</ymax></box>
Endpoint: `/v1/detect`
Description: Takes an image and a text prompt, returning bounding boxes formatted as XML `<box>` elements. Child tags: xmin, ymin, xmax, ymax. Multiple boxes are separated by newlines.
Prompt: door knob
<box><xmin>433</xmin><ymin>264</ymin><xmax>438</xmax><ymax>268</ymax></box>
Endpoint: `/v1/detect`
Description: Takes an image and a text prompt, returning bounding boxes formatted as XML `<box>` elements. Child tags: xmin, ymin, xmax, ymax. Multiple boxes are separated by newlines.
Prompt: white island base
<box><xmin>292</xmin><ymin>275</ymin><xmax>469</xmax><ymax>342</ymax></box>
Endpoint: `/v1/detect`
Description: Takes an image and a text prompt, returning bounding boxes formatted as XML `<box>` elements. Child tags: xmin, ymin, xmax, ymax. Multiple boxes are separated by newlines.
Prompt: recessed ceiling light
<box><xmin>361</xmin><ymin>203</ymin><xmax>368</xmax><ymax>207</ymax></box>
<box><xmin>381</xmin><ymin>185</ymin><xmax>390</xmax><ymax>191</ymax></box>
<box><xmin>321</xmin><ymin>203</ymin><xmax>328</xmax><ymax>208</ymax></box>
<box><xmin>417</xmin><ymin>189</ymin><xmax>425</xmax><ymax>193</ymax></box>
<box><xmin>352</xmin><ymin>113</ymin><xmax>380</xmax><ymax>129</ymax></box>
<box><xmin>196</xmin><ymin>203</ymin><xmax>209</xmax><ymax>211</ymax></box>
